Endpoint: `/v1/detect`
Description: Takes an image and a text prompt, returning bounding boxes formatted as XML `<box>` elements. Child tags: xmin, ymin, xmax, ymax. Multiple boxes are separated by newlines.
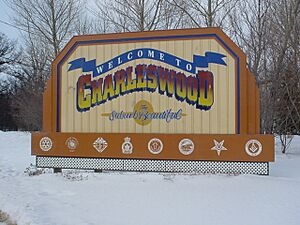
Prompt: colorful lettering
<box><xmin>76</xmin><ymin>65</ymin><xmax>214</xmax><ymax>111</ymax></box>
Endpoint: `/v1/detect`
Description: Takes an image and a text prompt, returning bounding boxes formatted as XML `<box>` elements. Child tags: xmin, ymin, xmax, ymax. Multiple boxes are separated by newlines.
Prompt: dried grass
<box><xmin>0</xmin><ymin>210</ymin><xmax>17</xmax><ymax>225</ymax></box>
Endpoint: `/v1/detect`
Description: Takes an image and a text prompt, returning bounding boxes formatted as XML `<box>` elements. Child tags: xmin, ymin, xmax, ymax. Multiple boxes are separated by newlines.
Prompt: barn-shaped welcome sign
<box><xmin>32</xmin><ymin>28</ymin><xmax>274</xmax><ymax>175</ymax></box>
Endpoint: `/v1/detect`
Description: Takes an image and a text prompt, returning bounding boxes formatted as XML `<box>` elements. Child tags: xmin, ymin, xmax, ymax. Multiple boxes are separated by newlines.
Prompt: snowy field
<box><xmin>0</xmin><ymin>132</ymin><xmax>300</xmax><ymax>225</ymax></box>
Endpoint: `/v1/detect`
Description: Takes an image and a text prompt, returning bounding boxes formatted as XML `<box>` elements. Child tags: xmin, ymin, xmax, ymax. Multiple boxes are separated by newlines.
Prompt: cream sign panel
<box><xmin>60</xmin><ymin>39</ymin><xmax>236</xmax><ymax>134</ymax></box>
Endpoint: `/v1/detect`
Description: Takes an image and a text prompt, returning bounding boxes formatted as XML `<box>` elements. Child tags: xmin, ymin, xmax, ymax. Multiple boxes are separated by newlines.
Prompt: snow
<box><xmin>0</xmin><ymin>132</ymin><xmax>300</xmax><ymax>225</ymax></box>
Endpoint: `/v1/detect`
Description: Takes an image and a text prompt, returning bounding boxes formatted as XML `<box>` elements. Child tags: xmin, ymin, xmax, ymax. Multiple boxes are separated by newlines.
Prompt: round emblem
<box><xmin>122</xmin><ymin>137</ymin><xmax>133</xmax><ymax>154</ymax></box>
<box><xmin>179</xmin><ymin>138</ymin><xmax>194</xmax><ymax>155</ymax></box>
<box><xmin>39</xmin><ymin>137</ymin><xmax>53</xmax><ymax>152</ymax></box>
<box><xmin>148</xmin><ymin>138</ymin><xmax>163</xmax><ymax>154</ymax></box>
<box><xmin>65</xmin><ymin>137</ymin><xmax>78</xmax><ymax>151</ymax></box>
<box><xmin>245</xmin><ymin>139</ymin><xmax>263</xmax><ymax>157</ymax></box>
<box><xmin>133</xmin><ymin>100</ymin><xmax>154</xmax><ymax>126</ymax></box>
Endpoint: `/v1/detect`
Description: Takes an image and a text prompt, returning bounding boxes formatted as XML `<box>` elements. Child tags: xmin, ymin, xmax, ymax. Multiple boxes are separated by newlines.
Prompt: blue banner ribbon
<box><xmin>68</xmin><ymin>48</ymin><xmax>226</xmax><ymax>77</ymax></box>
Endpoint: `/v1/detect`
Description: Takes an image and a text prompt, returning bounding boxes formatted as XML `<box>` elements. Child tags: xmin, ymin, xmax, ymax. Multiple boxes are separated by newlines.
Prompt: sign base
<box><xmin>36</xmin><ymin>157</ymin><xmax>269</xmax><ymax>175</ymax></box>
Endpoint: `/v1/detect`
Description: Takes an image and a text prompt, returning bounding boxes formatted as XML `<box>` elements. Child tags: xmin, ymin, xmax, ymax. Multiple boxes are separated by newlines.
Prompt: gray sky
<box><xmin>0</xmin><ymin>0</ymin><xmax>96</xmax><ymax>42</ymax></box>
<box><xmin>0</xmin><ymin>0</ymin><xmax>20</xmax><ymax>40</ymax></box>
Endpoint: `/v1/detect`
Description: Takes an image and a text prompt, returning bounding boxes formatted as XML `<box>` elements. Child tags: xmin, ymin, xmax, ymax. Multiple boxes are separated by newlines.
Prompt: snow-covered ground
<box><xmin>0</xmin><ymin>132</ymin><xmax>300</xmax><ymax>225</ymax></box>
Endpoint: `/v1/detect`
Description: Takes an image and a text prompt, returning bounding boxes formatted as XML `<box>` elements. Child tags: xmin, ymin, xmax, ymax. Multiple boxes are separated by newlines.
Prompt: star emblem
<box><xmin>211</xmin><ymin>139</ymin><xmax>227</xmax><ymax>156</ymax></box>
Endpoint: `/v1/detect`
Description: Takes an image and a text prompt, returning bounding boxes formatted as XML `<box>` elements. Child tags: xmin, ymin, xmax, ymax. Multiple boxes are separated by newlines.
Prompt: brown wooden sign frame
<box><xmin>32</xmin><ymin>28</ymin><xmax>274</xmax><ymax>174</ymax></box>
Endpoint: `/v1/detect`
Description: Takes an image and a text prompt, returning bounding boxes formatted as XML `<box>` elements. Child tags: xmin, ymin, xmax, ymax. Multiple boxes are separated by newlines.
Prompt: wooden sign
<box><xmin>32</xmin><ymin>28</ymin><xmax>274</xmax><ymax>174</ymax></box>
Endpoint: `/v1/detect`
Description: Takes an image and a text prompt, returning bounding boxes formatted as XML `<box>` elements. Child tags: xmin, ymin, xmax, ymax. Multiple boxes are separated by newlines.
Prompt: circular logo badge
<box><xmin>148</xmin><ymin>138</ymin><xmax>163</xmax><ymax>154</ymax></box>
<box><xmin>39</xmin><ymin>137</ymin><xmax>53</xmax><ymax>152</ymax></box>
<box><xmin>133</xmin><ymin>100</ymin><xmax>154</xmax><ymax>126</ymax></box>
<box><xmin>122</xmin><ymin>137</ymin><xmax>133</xmax><ymax>154</ymax></box>
<box><xmin>179</xmin><ymin>138</ymin><xmax>194</xmax><ymax>155</ymax></box>
<box><xmin>65</xmin><ymin>137</ymin><xmax>79</xmax><ymax>151</ymax></box>
<box><xmin>245</xmin><ymin>139</ymin><xmax>263</xmax><ymax>157</ymax></box>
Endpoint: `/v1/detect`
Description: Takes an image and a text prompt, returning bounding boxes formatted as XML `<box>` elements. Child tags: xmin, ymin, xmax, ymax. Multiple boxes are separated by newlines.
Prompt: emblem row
<box><xmin>39</xmin><ymin>136</ymin><xmax>263</xmax><ymax>157</ymax></box>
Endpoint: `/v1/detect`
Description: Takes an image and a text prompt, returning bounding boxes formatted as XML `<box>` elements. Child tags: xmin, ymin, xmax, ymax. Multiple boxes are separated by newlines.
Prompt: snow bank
<box><xmin>0</xmin><ymin>132</ymin><xmax>299</xmax><ymax>225</ymax></box>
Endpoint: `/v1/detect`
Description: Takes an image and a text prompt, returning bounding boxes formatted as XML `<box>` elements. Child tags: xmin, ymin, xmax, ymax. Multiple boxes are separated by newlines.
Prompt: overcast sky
<box><xmin>0</xmin><ymin>0</ymin><xmax>21</xmax><ymax>41</ymax></box>
<box><xmin>0</xmin><ymin>0</ymin><xmax>97</xmax><ymax>43</ymax></box>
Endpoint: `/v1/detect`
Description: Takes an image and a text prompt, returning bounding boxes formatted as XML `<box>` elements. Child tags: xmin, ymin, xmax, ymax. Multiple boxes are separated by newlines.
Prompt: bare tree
<box><xmin>8</xmin><ymin>34</ymin><xmax>50</xmax><ymax>130</ymax></box>
<box><xmin>159</xmin><ymin>0</ymin><xmax>188</xmax><ymax>29</ymax></box>
<box><xmin>0</xmin><ymin>80</ymin><xmax>18</xmax><ymax>130</ymax></box>
<box><xmin>270</xmin><ymin>0</ymin><xmax>300</xmax><ymax>152</ymax></box>
<box><xmin>74</xmin><ymin>14</ymin><xmax>94</xmax><ymax>35</ymax></box>
<box><xmin>0</xmin><ymin>33</ymin><xmax>19</xmax><ymax>130</ymax></box>
<box><xmin>169</xmin><ymin>0</ymin><xmax>238</xmax><ymax>29</ymax></box>
<box><xmin>230</xmin><ymin>0</ymin><xmax>271</xmax><ymax>76</ymax></box>
<box><xmin>8</xmin><ymin>0</ymin><xmax>82</xmax><ymax>59</ymax></box>
<box><xmin>229</xmin><ymin>0</ymin><xmax>274</xmax><ymax>133</ymax></box>
<box><xmin>5</xmin><ymin>0</ymin><xmax>85</xmax><ymax>130</ymax></box>
<box><xmin>91</xmin><ymin>0</ymin><xmax>168</xmax><ymax>32</ymax></box>
<box><xmin>0</xmin><ymin>33</ymin><xmax>18</xmax><ymax>73</ymax></box>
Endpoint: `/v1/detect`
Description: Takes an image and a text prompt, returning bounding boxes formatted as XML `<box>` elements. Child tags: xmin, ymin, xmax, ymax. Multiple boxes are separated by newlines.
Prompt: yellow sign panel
<box><xmin>60</xmin><ymin>38</ymin><xmax>236</xmax><ymax>134</ymax></box>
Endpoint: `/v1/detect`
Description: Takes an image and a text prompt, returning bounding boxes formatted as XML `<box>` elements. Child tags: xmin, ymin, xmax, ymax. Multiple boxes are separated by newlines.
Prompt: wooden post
<box><xmin>53</xmin><ymin>168</ymin><xmax>62</xmax><ymax>173</ymax></box>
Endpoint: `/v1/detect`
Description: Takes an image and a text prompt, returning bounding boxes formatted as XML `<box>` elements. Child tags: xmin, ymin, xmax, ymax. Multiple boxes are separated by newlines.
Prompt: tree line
<box><xmin>0</xmin><ymin>0</ymin><xmax>299</xmax><ymax>144</ymax></box>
